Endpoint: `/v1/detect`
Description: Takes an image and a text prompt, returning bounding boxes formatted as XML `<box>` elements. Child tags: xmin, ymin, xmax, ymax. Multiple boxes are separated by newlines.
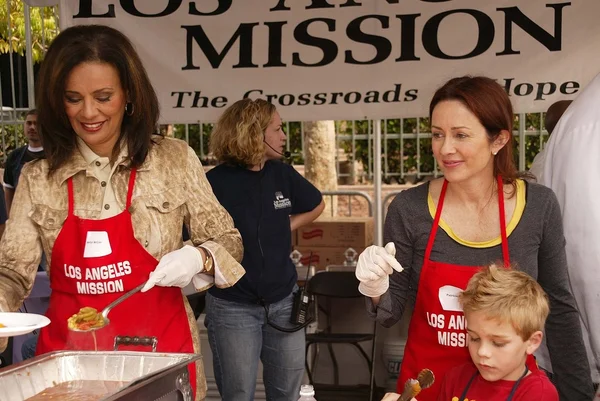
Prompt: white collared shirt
<box><xmin>76</xmin><ymin>137</ymin><xmax>127</xmax><ymax>219</ymax></box>
<box><xmin>539</xmin><ymin>73</ymin><xmax>600</xmax><ymax>382</ymax></box>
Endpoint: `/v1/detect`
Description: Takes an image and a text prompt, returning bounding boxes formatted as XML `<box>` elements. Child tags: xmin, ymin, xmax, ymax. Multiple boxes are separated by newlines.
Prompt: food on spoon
<box><xmin>67</xmin><ymin>307</ymin><xmax>105</xmax><ymax>331</ymax></box>
<box><xmin>398</xmin><ymin>378</ymin><xmax>422</xmax><ymax>401</ymax></box>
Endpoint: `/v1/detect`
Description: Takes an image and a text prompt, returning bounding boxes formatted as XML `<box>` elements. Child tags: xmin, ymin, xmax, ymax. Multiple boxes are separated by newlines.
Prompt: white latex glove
<box><xmin>355</xmin><ymin>242</ymin><xmax>403</xmax><ymax>298</ymax></box>
<box><xmin>141</xmin><ymin>245</ymin><xmax>204</xmax><ymax>292</ymax></box>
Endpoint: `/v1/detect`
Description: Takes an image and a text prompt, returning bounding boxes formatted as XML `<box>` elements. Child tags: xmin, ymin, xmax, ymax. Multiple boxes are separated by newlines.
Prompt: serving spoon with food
<box><xmin>68</xmin><ymin>282</ymin><xmax>146</xmax><ymax>333</ymax></box>
<box><xmin>398</xmin><ymin>368</ymin><xmax>435</xmax><ymax>401</ymax></box>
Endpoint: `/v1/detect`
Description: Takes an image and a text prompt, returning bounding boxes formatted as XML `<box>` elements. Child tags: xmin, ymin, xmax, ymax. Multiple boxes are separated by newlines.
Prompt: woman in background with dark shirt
<box><xmin>205</xmin><ymin>98</ymin><xmax>325</xmax><ymax>401</ymax></box>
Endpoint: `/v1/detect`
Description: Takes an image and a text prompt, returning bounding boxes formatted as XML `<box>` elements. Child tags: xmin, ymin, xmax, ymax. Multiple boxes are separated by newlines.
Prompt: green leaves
<box><xmin>0</xmin><ymin>1</ymin><xmax>58</xmax><ymax>63</ymax></box>
<box><xmin>0</xmin><ymin>123</ymin><xmax>27</xmax><ymax>165</ymax></box>
<box><xmin>164</xmin><ymin>113</ymin><xmax>547</xmax><ymax>182</ymax></box>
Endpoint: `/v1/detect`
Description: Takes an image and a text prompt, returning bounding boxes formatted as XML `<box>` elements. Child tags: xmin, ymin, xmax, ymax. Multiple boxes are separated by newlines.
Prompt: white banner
<box><xmin>59</xmin><ymin>0</ymin><xmax>600</xmax><ymax>123</ymax></box>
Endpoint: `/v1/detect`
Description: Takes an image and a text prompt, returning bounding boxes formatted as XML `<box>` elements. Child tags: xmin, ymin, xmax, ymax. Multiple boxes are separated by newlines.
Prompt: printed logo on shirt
<box><xmin>424</xmin><ymin>285</ymin><xmax>469</xmax><ymax>348</ymax></box>
<box><xmin>83</xmin><ymin>231</ymin><xmax>112</xmax><ymax>258</ymax></box>
<box><xmin>63</xmin><ymin>260</ymin><xmax>133</xmax><ymax>294</ymax></box>
<box><xmin>426</xmin><ymin>310</ymin><xmax>468</xmax><ymax>348</ymax></box>
<box><xmin>273</xmin><ymin>191</ymin><xmax>291</xmax><ymax>209</ymax></box>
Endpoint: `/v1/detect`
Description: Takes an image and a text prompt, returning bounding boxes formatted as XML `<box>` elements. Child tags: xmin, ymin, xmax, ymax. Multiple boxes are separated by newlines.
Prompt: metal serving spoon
<box><xmin>69</xmin><ymin>282</ymin><xmax>146</xmax><ymax>333</ymax></box>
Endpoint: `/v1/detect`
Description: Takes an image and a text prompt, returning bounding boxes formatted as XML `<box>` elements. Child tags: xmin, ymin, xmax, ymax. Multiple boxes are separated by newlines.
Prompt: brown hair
<box><xmin>209</xmin><ymin>98</ymin><xmax>277</xmax><ymax>167</ymax></box>
<box><xmin>430</xmin><ymin>76</ymin><xmax>529</xmax><ymax>187</ymax></box>
<box><xmin>36</xmin><ymin>24</ymin><xmax>160</xmax><ymax>173</ymax></box>
<box><xmin>25</xmin><ymin>109</ymin><xmax>37</xmax><ymax>118</ymax></box>
<box><xmin>459</xmin><ymin>264</ymin><xmax>549</xmax><ymax>341</ymax></box>
<box><xmin>544</xmin><ymin>100</ymin><xmax>572</xmax><ymax>135</ymax></box>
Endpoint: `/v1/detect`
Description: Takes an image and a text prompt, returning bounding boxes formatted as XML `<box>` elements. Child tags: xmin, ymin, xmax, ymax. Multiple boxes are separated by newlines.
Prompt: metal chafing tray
<box><xmin>0</xmin><ymin>349</ymin><xmax>201</xmax><ymax>401</ymax></box>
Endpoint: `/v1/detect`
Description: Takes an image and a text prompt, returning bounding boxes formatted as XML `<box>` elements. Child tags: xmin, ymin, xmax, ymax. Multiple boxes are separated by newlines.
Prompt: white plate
<box><xmin>0</xmin><ymin>312</ymin><xmax>50</xmax><ymax>337</ymax></box>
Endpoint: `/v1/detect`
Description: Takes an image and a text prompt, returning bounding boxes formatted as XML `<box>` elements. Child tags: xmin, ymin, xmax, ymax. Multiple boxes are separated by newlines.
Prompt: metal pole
<box><xmin>24</xmin><ymin>3</ymin><xmax>36</xmax><ymax>108</ymax></box>
<box><xmin>6</xmin><ymin>0</ymin><xmax>17</xmax><ymax>112</ymax></box>
<box><xmin>367</xmin><ymin>120</ymin><xmax>372</xmax><ymax>181</ymax></box>
<box><xmin>518</xmin><ymin>113</ymin><xmax>526</xmax><ymax>171</ymax></box>
<box><xmin>374</xmin><ymin>119</ymin><xmax>383</xmax><ymax>246</ymax></box>
<box><xmin>199</xmin><ymin>122</ymin><xmax>204</xmax><ymax>158</ymax></box>
<box><xmin>300</xmin><ymin>121</ymin><xmax>305</xmax><ymax>160</ymax></box>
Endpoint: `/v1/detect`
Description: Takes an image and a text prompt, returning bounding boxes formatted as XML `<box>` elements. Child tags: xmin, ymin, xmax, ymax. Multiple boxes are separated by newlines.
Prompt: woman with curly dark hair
<box><xmin>0</xmin><ymin>25</ymin><xmax>245</xmax><ymax>400</ymax></box>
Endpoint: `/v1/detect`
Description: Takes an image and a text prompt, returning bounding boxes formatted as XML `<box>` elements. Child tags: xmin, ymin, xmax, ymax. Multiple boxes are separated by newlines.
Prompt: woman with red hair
<box><xmin>356</xmin><ymin>76</ymin><xmax>593</xmax><ymax>401</ymax></box>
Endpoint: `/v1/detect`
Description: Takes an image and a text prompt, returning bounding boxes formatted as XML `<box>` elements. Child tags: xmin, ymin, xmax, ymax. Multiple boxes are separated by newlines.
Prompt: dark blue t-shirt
<box><xmin>206</xmin><ymin>160</ymin><xmax>322</xmax><ymax>304</ymax></box>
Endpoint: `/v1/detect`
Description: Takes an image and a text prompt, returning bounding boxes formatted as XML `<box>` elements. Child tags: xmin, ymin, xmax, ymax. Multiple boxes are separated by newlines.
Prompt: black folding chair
<box><xmin>305</xmin><ymin>270</ymin><xmax>377</xmax><ymax>401</ymax></box>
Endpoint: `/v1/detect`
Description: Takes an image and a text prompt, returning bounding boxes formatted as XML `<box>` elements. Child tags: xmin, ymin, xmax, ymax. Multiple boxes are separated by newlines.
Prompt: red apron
<box><xmin>36</xmin><ymin>169</ymin><xmax>196</xmax><ymax>393</ymax></box>
<box><xmin>397</xmin><ymin>176</ymin><xmax>536</xmax><ymax>401</ymax></box>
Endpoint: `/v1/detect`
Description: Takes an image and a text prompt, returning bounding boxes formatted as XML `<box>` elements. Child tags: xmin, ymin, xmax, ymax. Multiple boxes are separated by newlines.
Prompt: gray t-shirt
<box><xmin>369</xmin><ymin>180</ymin><xmax>593</xmax><ymax>400</ymax></box>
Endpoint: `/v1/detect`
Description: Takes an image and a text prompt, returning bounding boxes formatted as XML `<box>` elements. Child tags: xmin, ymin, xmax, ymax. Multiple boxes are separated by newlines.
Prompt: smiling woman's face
<box><xmin>431</xmin><ymin>100</ymin><xmax>501</xmax><ymax>184</ymax></box>
<box><xmin>64</xmin><ymin>62</ymin><xmax>126</xmax><ymax>157</ymax></box>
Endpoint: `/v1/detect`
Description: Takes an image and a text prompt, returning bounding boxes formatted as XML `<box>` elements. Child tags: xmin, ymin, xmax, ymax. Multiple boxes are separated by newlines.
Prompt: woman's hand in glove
<box><xmin>141</xmin><ymin>245</ymin><xmax>205</xmax><ymax>292</ymax></box>
<box><xmin>355</xmin><ymin>242</ymin><xmax>403</xmax><ymax>298</ymax></box>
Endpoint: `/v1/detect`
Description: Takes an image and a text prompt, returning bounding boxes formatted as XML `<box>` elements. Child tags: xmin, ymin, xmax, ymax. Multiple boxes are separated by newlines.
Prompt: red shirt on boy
<box><xmin>438</xmin><ymin>363</ymin><xmax>558</xmax><ymax>401</ymax></box>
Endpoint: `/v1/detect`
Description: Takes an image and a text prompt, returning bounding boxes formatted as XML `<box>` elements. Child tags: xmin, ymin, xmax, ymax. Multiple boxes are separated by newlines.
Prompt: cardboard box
<box><xmin>294</xmin><ymin>246</ymin><xmax>365</xmax><ymax>271</ymax></box>
<box><xmin>297</xmin><ymin>217</ymin><xmax>374</xmax><ymax>248</ymax></box>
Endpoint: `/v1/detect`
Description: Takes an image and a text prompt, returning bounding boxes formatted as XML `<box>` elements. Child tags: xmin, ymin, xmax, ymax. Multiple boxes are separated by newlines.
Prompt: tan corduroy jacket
<box><xmin>0</xmin><ymin>136</ymin><xmax>245</xmax><ymax>400</ymax></box>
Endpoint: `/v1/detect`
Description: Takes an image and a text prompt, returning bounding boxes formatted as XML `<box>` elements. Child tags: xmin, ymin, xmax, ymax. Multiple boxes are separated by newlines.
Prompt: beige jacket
<box><xmin>0</xmin><ymin>136</ymin><xmax>245</xmax><ymax>400</ymax></box>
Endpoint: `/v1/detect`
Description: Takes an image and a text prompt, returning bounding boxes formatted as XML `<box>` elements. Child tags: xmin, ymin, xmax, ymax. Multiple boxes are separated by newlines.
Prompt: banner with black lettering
<box><xmin>59</xmin><ymin>1</ymin><xmax>600</xmax><ymax>122</ymax></box>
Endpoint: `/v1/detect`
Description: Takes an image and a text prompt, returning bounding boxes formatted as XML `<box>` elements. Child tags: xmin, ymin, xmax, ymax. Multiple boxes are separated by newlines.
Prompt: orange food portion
<box><xmin>67</xmin><ymin>307</ymin><xmax>105</xmax><ymax>331</ymax></box>
<box><xmin>0</xmin><ymin>323</ymin><xmax>5</xmax><ymax>328</ymax></box>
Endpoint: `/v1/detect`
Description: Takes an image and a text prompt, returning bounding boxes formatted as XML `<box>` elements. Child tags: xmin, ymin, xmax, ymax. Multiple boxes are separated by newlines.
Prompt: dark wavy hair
<box><xmin>430</xmin><ymin>76</ymin><xmax>531</xmax><ymax>188</ymax></box>
<box><xmin>36</xmin><ymin>24</ymin><xmax>160</xmax><ymax>173</ymax></box>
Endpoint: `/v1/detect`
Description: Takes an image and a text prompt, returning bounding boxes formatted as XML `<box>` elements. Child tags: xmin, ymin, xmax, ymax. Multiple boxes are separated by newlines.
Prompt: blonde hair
<box><xmin>209</xmin><ymin>98</ymin><xmax>277</xmax><ymax>167</ymax></box>
<box><xmin>459</xmin><ymin>264</ymin><xmax>549</xmax><ymax>341</ymax></box>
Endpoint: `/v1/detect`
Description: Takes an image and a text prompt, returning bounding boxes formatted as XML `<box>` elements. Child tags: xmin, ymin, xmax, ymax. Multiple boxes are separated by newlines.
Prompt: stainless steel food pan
<box><xmin>0</xmin><ymin>350</ymin><xmax>201</xmax><ymax>401</ymax></box>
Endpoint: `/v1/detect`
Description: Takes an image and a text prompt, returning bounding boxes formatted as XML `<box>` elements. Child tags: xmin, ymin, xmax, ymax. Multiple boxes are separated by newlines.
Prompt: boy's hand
<box><xmin>380</xmin><ymin>394</ymin><xmax>417</xmax><ymax>401</ymax></box>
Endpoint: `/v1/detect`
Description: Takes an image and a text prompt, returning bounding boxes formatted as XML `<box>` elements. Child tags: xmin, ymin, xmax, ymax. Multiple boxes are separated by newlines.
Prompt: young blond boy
<box><xmin>437</xmin><ymin>264</ymin><xmax>558</xmax><ymax>401</ymax></box>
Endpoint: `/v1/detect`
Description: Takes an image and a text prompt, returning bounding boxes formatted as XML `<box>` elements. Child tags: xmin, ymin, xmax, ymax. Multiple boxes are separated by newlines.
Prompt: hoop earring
<box><xmin>125</xmin><ymin>102</ymin><xmax>134</xmax><ymax>116</ymax></box>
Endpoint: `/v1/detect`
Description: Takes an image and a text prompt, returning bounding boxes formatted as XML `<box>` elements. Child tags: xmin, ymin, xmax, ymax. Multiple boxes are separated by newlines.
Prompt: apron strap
<box><xmin>458</xmin><ymin>370</ymin><xmax>479</xmax><ymax>401</ymax></box>
<box><xmin>424</xmin><ymin>179</ymin><xmax>448</xmax><ymax>261</ymax></box>
<box><xmin>126</xmin><ymin>168</ymin><xmax>137</xmax><ymax>210</ymax></box>
<box><xmin>426</xmin><ymin>177</ymin><xmax>510</xmax><ymax>265</ymax></box>
<box><xmin>496</xmin><ymin>175</ymin><xmax>510</xmax><ymax>266</ymax></box>
<box><xmin>506</xmin><ymin>366</ymin><xmax>529</xmax><ymax>401</ymax></box>
<box><xmin>67</xmin><ymin>178</ymin><xmax>75</xmax><ymax>216</ymax></box>
<box><xmin>67</xmin><ymin>168</ymin><xmax>137</xmax><ymax>214</ymax></box>
<box><xmin>459</xmin><ymin>365</ymin><xmax>528</xmax><ymax>401</ymax></box>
